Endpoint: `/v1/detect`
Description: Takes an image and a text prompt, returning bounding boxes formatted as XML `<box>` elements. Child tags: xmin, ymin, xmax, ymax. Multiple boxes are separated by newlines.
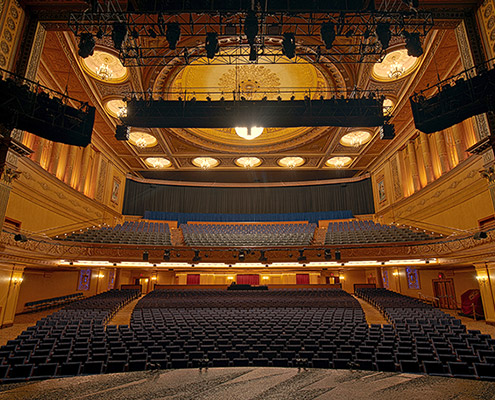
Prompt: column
<box><xmin>474</xmin><ymin>263</ymin><xmax>495</xmax><ymax>325</ymax></box>
<box><xmin>63</xmin><ymin>145</ymin><xmax>76</xmax><ymax>185</ymax></box>
<box><xmin>89</xmin><ymin>152</ymin><xmax>102</xmax><ymax>199</ymax></box>
<box><xmin>419</xmin><ymin>132</ymin><xmax>434</xmax><ymax>184</ymax></box>
<box><xmin>375</xmin><ymin>268</ymin><xmax>384</xmax><ymax>288</ymax></box>
<box><xmin>77</xmin><ymin>145</ymin><xmax>92</xmax><ymax>192</ymax></box>
<box><xmin>435</xmin><ymin>130</ymin><xmax>451</xmax><ymax>174</ymax></box>
<box><xmin>452</xmin><ymin>124</ymin><xmax>468</xmax><ymax>162</ymax></box>
<box><xmin>407</xmin><ymin>140</ymin><xmax>421</xmax><ymax>192</ymax></box>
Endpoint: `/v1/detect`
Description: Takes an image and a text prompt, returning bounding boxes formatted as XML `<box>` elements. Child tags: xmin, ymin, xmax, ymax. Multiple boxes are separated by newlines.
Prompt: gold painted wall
<box><xmin>6</xmin><ymin>157</ymin><xmax>122</xmax><ymax>234</ymax></box>
<box><xmin>0</xmin><ymin>264</ymin><xmax>23</xmax><ymax>327</ymax></box>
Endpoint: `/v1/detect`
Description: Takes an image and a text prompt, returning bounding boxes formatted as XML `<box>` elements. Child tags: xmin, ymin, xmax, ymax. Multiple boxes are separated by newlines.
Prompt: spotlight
<box><xmin>111</xmin><ymin>22</ymin><xmax>128</xmax><ymax>51</ymax></box>
<box><xmin>166</xmin><ymin>22</ymin><xmax>181</xmax><ymax>50</ymax></box>
<box><xmin>320</xmin><ymin>22</ymin><xmax>335</xmax><ymax>49</ymax></box>
<box><xmin>376</xmin><ymin>22</ymin><xmax>391</xmax><ymax>50</ymax></box>
<box><xmin>143</xmin><ymin>251</ymin><xmax>149</xmax><ymax>261</ymax></box>
<box><xmin>380</xmin><ymin>123</ymin><xmax>395</xmax><ymax>140</ymax></box>
<box><xmin>324</xmin><ymin>249</ymin><xmax>332</xmax><ymax>260</ymax></box>
<box><xmin>298</xmin><ymin>249</ymin><xmax>306</xmax><ymax>262</ymax></box>
<box><xmin>78</xmin><ymin>33</ymin><xmax>95</xmax><ymax>58</ymax></box>
<box><xmin>148</xmin><ymin>27</ymin><xmax>157</xmax><ymax>38</ymax></box>
<box><xmin>14</xmin><ymin>234</ymin><xmax>27</xmax><ymax>242</ymax></box>
<box><xmin>96</xmin><ymin>28</ymin><xmax>104</xmax><ymax>39</ymax></box>
<box><xmin>238</xmin><ymin>250</ymin><xmax>245</xmax><ymax>261</ymax></box>
<box><xmin>193</xmin><ymin>250</ymin><xmax>201</xmax><ymax>262</ymax></box>
<box><xmin>335</xmin><ymin>250</ymin><xmax>341</xmax><ymax>260</ymax></box>
<box><xmin>157</xmin><ymin>14</ymin><xmax>166</xmax><ymax>35</ymax></box>
<box><xmin>474</xmin><ymin>231</ymin><xmax>488</xmax><ymax>240</ymax></box>
<box><xmin>259</xmin><ymin>250</ymin><xmax>267</xmax><ymax>262</ymax></box>
<box><xmin>244</xmin><ymin>9</ymin><xmax>258</xmax><ymax>46</ymax></box>
<box><xmin>183</xmin><ymin>48</ymin><xmax>189</xmax><ymax>64</ymax></box>
<box><xmin>115</xmin><ymin>125</ymin><xmax>130</xmax><ymax>140</ymax></box>
<box><xmin>131</xmin><ymin>28</ymin><xmax>139</xmax><ymax>39</ymax></box>
<box><xmin>249</xmin><ymin>45</ymin><xmax>257</xmax><ymax>62</ymax></box>
<box><xmin>205</xmin><ymin>32</ymin><xmax>219</xmax><ymax>59</ymax></box>
<box><xmin>282</xmin><ymin>32</ymin><xmax>296</xmax><ymax>59</ymax></box>
<box><xmin>403</xmin><ymin>31</ymin><xmax>423</xmax><ymax>57</ymax></box>
<box><xmin>163</xmin><ymin>250</ymin><xmax>170</xmax><ymax>260</ymax></box>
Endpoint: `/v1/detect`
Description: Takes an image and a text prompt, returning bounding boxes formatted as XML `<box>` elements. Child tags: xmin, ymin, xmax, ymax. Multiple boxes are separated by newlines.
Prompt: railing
<box><xmin>418</xmin><ymin>292</ymin><xmax>439</xmax><ymax>308</ymax></box>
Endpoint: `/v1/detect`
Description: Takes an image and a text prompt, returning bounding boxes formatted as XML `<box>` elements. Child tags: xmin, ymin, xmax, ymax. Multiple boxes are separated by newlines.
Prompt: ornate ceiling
<box><xmin>26</xmin><ymin>0</ymin><xmax>471</xmax><ymax>182</ymax></box>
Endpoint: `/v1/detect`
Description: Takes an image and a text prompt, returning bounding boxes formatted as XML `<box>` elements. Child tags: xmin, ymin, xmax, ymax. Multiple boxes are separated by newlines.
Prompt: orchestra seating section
<box><xmin>355</xmin><ymin>288</ymin><xmax>495</xmax><ymax>379</ymax></box>
<box><xmin>23</xmin><ymin>293</ymin><xmax>84</xmax><ymax>313</ymax></box>
<box><xmin>2</xmin><ymin>287</ymin><xmax>494</xmax><ymax>383</ymax></box>
<box><xmin>325</xmin><ymin>221</ymin><xmax>438</xmax><ymax>244</ymax></box>
<box><xmin>180</xmin><ymin>222</ymin><xmax>317</xmax><ymax>246</ymax></box>
<box><xmin>0</xmin><ymin>290</ymin><xmax>139</xmax><ymax>383</ymax></box>
<box><xmin>54</xmin><ymin>221</ymin><xmax>171</xmax><ymax>245</ymax></box>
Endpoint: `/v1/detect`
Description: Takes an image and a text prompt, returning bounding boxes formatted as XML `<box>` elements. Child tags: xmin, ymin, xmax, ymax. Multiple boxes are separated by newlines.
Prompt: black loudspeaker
<box><xmin>115</xmin><ymin>125</ymin><xmax>130</xmax><ymax>140</ymax></box>
<box><xmin>14</xmin><ymin>234</ymin><xmax>27</xmax><ymax>242</ymax></box>
<box><xmin>473</xmin><ymin>231</ymin><xmax>488</xmax><ymax>240</ymax></box>
<box><xmin>380</xmin><ymin>124</ymin><xmax>395</xmax><ymax>139</ymax></box>
<box><xmin>335</xmin><ymin>250</ymin><xmax>341</xmax><ymax>260</ymax></box>
<box><xmin>143</xmin><ymin>251</ymin><xmax>149</xmax><ymax>261</ymax></box>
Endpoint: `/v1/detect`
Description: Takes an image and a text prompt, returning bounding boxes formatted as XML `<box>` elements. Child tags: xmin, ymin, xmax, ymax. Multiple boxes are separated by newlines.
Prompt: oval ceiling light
<box><xmin>340</xmin><ymin>130</ymin><xmax>372</xmax><ymax>147</ymax></box>
<box><xmin>235</xmin><ymin>157</ymin><xmax>262</xmax><ymax>168</ymax></box>
<box><xmin>383</xmin><ymin>98</ymin><xmax>395</xmax><ymax>116</ymax></box>
<box><xmin>325</xmin><ymin>156</ymin><xmax>353</xmax><ymax>168</ymax></box>
<box><xmin>277</xmin><ymin>156</ymin><xmax>305</xmax><ymax>168</ymax></box>
<box><xmin>234</xmin><ymin>126</ymin><xmax>264</xmax><ymax>140</ymax></box>
<box><xmin>192</xmin><ymin>157</ymin><xmax>219</xmax><ymax>169</ymax></box>
<box><xmin>128</xmin><ymin>131</ymin><xmax>158</xmax><ymax>148</ymax></box>
<box><xmin>144</xmin><ymin>157</ymin><xmax>171</xmax><ymax>169</ymax></box>
<box><xmin>371</xmin><ymin>49</ymin><xmax>420</xmax><ymax>82</ymax></box>
<box><xmin>81</xmin><ymin>50</ymin><xmax>128</xmax><ymax>83</ymax></box>
<box><xmin>104</xmin><ymin>98</ymin><xmax>127</xmax><ymax>118</ymax></box>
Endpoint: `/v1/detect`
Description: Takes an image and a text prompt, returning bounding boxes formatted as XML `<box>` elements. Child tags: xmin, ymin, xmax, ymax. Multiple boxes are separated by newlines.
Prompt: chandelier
<box><xmin>388</xmin><ymin>61</ymin><xmax>406</xmax><ymax>79</ymax></box>
<box><xmin>117</xmin><ymin>107</ymin><xmax>127</xmax><ymax>118</ymax></box>
<box><xmin>234</xmin><ymin>126</ymin><xmax>264</xmax><ymax>140</ymax></box>
<box><xmin>192</xmin><ymin>157</ymin><xmax>218</xmax><ymax>170</ymax></box>
<box><xmin>146</xmin><ymin>157</ymin><xmax>170</xmax><ymax>169</ymax></box>
<box><xmin>135</xmin><ymin>137</ymin><xmax>148</xmax><ymax>148</ymax></box>
<box><xmin>96</xmin><ymin>63</ymin><xmax>113</xmax><ymax>80</ymax></box>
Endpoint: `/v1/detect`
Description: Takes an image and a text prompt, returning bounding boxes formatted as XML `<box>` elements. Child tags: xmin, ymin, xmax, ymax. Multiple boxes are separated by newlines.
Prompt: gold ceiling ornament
<box><xmin>277</xmin><ymin>156</ymin><xmax>305</xmax><ymax>168</ymax></box>
<box><xmin>144</xmin><ymin>157</ymin><xmax>171</xmax><ymax>169</ymax></box>
<box><xmin>80</xmin><ymin>50</ymin><xmax>128</xmax><ymax>83</ymax></box>
<box><xmin>383</xmin><ymin>98</ymin><xmax>395</xmax><ymax>116</ymax></box>
<box><xmin>103</xmin><ymin>98</ymin><xmax>127</xmax><ymax>118</ymax></box>
<box><xmin>192</xmin><ymin>157</ymin><xmax>219</xmax><ymax>170</ymax></box>
<box><xmin>234</xmin><ymin>126</ymin><xmax>264</xmax><ymax>140</ymax></box>
<box><xmin>235</xmin><ymin>157</ymin><xmax>262</xmax><ymax>168</ymax></box>
<box><xmin>340</xmin><ymin>130</ymin><xmax>372</xmax><ymax>147</ymax></box>
<box><xmin>128</xmin><ymin>131</ymin><xmax>158</xmax><ymax>148</ymax></box>
<box><xmin>325</xmin><ymin>156</ymin><xmax>353</xmax><ymax>168</ymax></box>
<box><xmin>371</xmin><ymin>49</ymin><xmax>420</xmax><ymax>82</ymax></box>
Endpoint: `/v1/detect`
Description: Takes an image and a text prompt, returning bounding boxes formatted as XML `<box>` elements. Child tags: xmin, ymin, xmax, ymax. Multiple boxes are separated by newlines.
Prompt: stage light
<box><xmin>320</xmin><ymin>22</ymin><xmax>336</xmax><ymax>49</ymax></box>
<box><xmin>474</xmin><ymin>231</ymin><xmax>488</xmax><ymax>240</ymax></box>
<box><xmin>96</xmin><ymin>28</ymin><xmax>104</xmax><ymax>39</ymax></box>
<box><xmin>376</xmin><ymin>22</ymin><xmax>391</xmax><ymax>50</ymax></box>
<box><xmin>78</xmin><ymin>33</ymin><xmax>95</xmax><ymax>58</ymax></box>
<box><xmin>163</xmin><ymin>250</ymin><xmax>170</xmax><ymax>260</ymax></box>
<box><xmin>143</xmin><ymin>251</ymin><xmax>149</xmax><ymax>261</ymax></box>
<box><xmin>183</xmin><ymin>48</ymin><xmax>189</xmax><ymax>64</ymax></box>
<box><xmin>259</xmin><ymin>250</ymin><xmax>267</xmax><ymax>262</ymax></box>
<box><xmin>115</xmin><ymin>125</ymin><xmax>130</xmax><ymax>140</ymax></box>
<box><xmin>148</xmin><ymin>27</ymin><xmax>157</xmax><ymax>38</ymax></box>
<box><xmin>244</xmin><ymin>9</ymin><xmax>258</xmax><ymax>46</ymax></box>
<box><xmin>192</xmin><ymin>250</ymin><xmax>201</xmax><ymax>262</ymax></box>
<box><xmin>205</xmin><ymin>32</ymin><xmax>219</xmax><ymax>59</ymax></box>
<box><xmin>166</xmin><ymin>22</ymin><xmax>181</xmax><ymax>50</ymax></box>
<box><xmin>249</xmin><ymin>45</ymin><xmax>257</xmax><ymax>62</ymax></box>
<box><xmin>380</xmin><ymin>123</ymin><xmax>395</xmax><ymax>140</ymax></box>
<box><xmin>335</xmin><ymin>250</ymin><xmax>341</xmax><ymax>260</ymax></box>
<box><xmin>282</xmin><ymin>32</ymin><xmax>296</xmax><ymax>59</ymax></box>
<box><xmin>112</xmin><ymin>22</ymin><xmax>127</xmax><ymax>50</ymax></box>
<box><xmin>298</xmin><ymin>249</ymin><xmax>306</xmax><ymax>262</ymax></box>
<box><xmin>324</xmin><ymin>249</ymin><xmax>332</xmax><ymax>260</ymax></box>
<box><xmin>131</xmin><ymin>28</ymin><xmax>139</xmax><ymax>39</ymax></box>
<box><xmin>238</xmin><ymin>250</ymin><xmax>245</xmax><ymax>261</ymax></box>
<box><xmin>403</xmin><ymin>31</ymin><xmax>423</xmax><ymax>57</ymax></box>
<box><xmin>14</xmin><ymin>234</ymin><xmax>27</xmax><ymax>242</ymax></box>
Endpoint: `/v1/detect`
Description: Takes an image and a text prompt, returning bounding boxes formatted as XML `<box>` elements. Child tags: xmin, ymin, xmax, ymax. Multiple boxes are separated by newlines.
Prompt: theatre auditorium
<box><xmin>0</xmin><ymin>0</ymin><xmax>495</xmax><ymax>398</ymax></box>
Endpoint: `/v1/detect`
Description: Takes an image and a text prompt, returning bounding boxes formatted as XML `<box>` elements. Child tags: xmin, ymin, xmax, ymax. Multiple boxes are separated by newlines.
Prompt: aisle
<box><xmin>353</xmin><ymin>295</ymin><xmax>389</xmax><ymax>326</ymax></box>
<box><xmin>107</xmin><ymin>296</ymin><xmax>142</xmax><ymax>326</ymax></box>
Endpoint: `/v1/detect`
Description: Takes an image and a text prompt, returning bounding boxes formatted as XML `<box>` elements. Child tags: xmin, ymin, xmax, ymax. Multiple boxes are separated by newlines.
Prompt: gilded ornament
<box><xmin>10</xmin><ymin>6</ymin><xmax>18</xmax><ymax>19</ymax></box>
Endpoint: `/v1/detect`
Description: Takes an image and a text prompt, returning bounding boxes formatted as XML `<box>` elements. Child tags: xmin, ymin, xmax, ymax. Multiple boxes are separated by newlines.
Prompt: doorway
<box><xmin>432</xmin><ymin>279</ymin><xmax>457</xmax><ymax>309</ymax></box>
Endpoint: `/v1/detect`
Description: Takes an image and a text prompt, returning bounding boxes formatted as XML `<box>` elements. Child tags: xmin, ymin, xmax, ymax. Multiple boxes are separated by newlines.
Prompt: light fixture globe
<box><xmin>340</xmin><ymin>131</ymin><xmax>372</xmax><ymax>147</ymax></box>
<box><xmin>278</xmin><ymin>156</ymin><xmax>305</xmax><ymax>168</ymax></box>
<box><xmin>128</xmin><ymin>131</ymin><xmax>157</xmax><ymax>148</ymax></box>
<box><xmin>326</xmin><ymin>156</ymin><xmax>353</xmax><ymax>168</ymax></box>
<box><xmin>144</xmin><ymin>157</ymin><xmax>171</xmax><ymax>169</ymax></box>
<box><xmin>234</xmin><ymin>126</ymin><xmax>264</xmax><ymax>140</ymax></box>
<box><xmin>192</xmin><ymin>157</ymin><xmax>219</xmax><ymax>169</ymax></box>
<box><xmin>235</xmin><ymin>157</ymin><xmax>262</xmax><ymax>168</ymax></box>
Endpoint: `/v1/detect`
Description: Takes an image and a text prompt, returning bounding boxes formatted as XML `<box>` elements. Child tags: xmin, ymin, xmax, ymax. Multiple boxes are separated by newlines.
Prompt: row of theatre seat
<box><xmin>2</xmin><ymin>287</ymin><xmax>494</xmax><ymax>383</ymax></box>
<box><xmin>54</xmin><ymin>219</ymin><xmax>437</xmax><ymax>247</ymax></box>
<box><xmin>24</xmin><ymin>293</ymin><xmax>83</xmax><ymax>313</ymax></box>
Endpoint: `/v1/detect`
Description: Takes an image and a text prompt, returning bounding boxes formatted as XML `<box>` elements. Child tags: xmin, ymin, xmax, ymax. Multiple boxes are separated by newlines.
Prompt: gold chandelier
<box><xmin>96</xmin><ymin>63</ymin><xmax>113</xmax><ymax>80</ymax></box>
<box><xmin>234</xmin><ymin>126</ymin><xmax>264</xmax><ymax>140</ymax></box>
<box><xmin>388</xmin><ymin>61</ymin><xmax>406</xmax><ymax>79</ymax></box>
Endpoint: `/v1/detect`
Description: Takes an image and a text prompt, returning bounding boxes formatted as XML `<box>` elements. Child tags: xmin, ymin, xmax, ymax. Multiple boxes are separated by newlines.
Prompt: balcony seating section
<box><xmin>355</xmin><ymin>288</ymin><xmax>495</xmax><ymax>379</ymax></box>
<box><xmin>180</xmin><ymin>223</ymin><xmax>317</xmax><ymax>247</ymax></box>
<box><xmin>0</xmin><ymin>289</ymin><xmax>139</xmax><ymax>384</ymax></box>
<box><xmin>55</xmin><ymin>221</ymin><xmax>171</xmax><ymax>245</ymax></box>
<box><xmin>24</xmin><ymin>293</ymin><xmax>84</xmax><ymax>313</ymax></box>
<box><xmin>325</xmin><ymin>220</ymin><xmax>437</xmax><ymax>244</ymax></box>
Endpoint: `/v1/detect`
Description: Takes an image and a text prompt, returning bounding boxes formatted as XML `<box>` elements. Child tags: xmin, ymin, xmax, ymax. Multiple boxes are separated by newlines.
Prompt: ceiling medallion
<box><xmin>234</xmin><ymin>126</ymin><xmax>264</xmax><ymax>140</ymax></box>
<box><xmin>372</xmin><ymin>49</ymin><xmax>420</xmax><ymax>82</ymax></box>
<box><xmin>235</xmin><ymin>157</ymin><xmax>262</xmax><ymax>168</ymax></box>
<box><xmin>104</xmin><ymin>98</ymin><xmax>127</xmax><ymax>118</ymax></box>
<box><xmin>340</xmin><ymin>130</ymin><xmax>372</xmax><ymax>147</ymax></box>
<box><xmin>80</xmin><ymin>50</ymin><xmax>128</xmax><ymax>83</ymax></box>
<box><xmin>192</xmin><ymin>157</ymin><xmax>219</xmax><ymax>170</ymax></box>
<box><xmin>326</xmin><ymin>156</ymin><xmax>353</xmax><ymax>168</ymax></box>
<box><xmin>144</xmin><ymin>157</ymin><xmax>171</xmax><ymax>169</ymax></box>
<box><xmin>277</xmin><ymin>156</ymin><xmax>305</xmax><ymax>168</ymax></box>
<box><xmin>128</xmin><ymin>131</ymin><xmax>157</xmax><ymax>148</ymax></box>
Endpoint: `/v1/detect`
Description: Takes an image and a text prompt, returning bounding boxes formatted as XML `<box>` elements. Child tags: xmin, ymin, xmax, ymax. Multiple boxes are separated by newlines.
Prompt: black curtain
<box><xmin>122</xmin><ymin>178</ymin><xmax>375</xmax><ymax>216</ymax></box>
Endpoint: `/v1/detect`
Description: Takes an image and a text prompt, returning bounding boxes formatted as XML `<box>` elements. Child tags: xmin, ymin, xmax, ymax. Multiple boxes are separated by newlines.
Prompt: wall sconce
<box><xmin>339</xmin><ymin>275</ymin><xmax>345</xmax><ymax>280</ymax></box>
<box><xmin>476</xmin><ymin>275</ymin><xmax>488</xmax><ymax>283</ymax></box>
<box><xmin>12</xmin><ymin>276</ymin><xmax>23</xmax><ymax>285</ymax></box>
<box><xmin>144</xmin><ymin>278</ymin><xmax>149</xmax><ymax>283</ymax></box>
<box><xmin>392</xmin><ymin>271</ymin><xmax>399</xmax><ymax>277</ymax></box>
<box><xmin>262</xmin><ymin>276</ymin><xmax>269</xmax><ymax>280</ymax></box>
<box><xmin>227</xmin><ymin>276</ymin><xmax>234</xmax><ymax>280</ymax></box>
<box><xmin>151</xmin><ymin>276</ymin><xmax>157</xmax><ymax>281</ymax></box>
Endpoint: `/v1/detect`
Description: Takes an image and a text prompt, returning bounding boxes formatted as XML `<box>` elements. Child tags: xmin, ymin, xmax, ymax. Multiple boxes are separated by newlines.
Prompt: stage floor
<box><xmin>1</xmin><ymin>367</ymin><xmax>495</xmax><ymax>400</ymax></box>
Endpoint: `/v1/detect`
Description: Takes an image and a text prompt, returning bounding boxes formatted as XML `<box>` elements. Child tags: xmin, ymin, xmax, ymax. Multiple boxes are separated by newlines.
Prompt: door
<box><xmin>433</xmin><ymin>279</ymin><xmax>456</xmax><ymax>309</ymax></box>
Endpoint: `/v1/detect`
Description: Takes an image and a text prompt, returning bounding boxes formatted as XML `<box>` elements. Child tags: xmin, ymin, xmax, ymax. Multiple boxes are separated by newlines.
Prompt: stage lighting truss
<box><xmin>68</xmin><ymin>10</ymin><xmax>433</xmax><ymax>66</ymax></box>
